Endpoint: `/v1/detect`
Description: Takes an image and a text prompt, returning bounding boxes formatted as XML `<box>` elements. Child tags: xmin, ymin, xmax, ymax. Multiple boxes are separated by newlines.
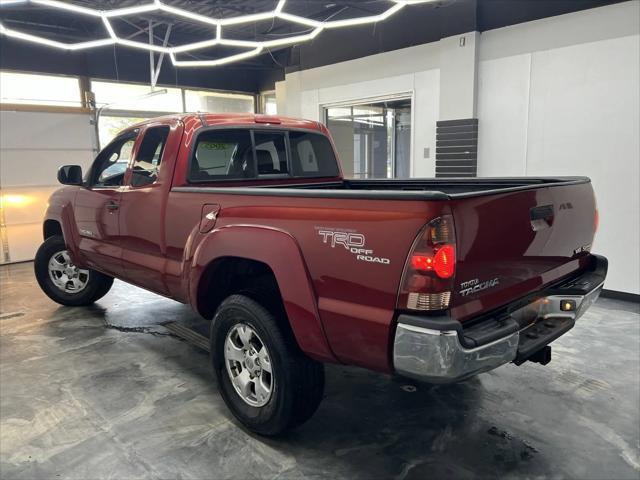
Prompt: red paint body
<box><xmin>43</xmin><ymin>114</ymin><xmax>599</xmax><ymax>374</ymax></box>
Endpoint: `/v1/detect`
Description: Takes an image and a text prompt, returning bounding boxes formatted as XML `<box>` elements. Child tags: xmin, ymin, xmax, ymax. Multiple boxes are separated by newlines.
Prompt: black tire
<box><xmin>34</xmin><ymin>235</ymin><xmax>114</xmax><ymax>306</ymax></box>
<box><xmin>211</xmin><ymin>294</ymin><xmax>325</xmax><ymax>436</ymax></box>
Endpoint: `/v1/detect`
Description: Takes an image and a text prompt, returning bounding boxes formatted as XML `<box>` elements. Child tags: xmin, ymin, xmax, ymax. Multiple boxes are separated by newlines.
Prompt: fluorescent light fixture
<box><xmin>170</xmin><ymin>46</ymin><xmax>264</xmax><ymax>67</ymax></box>
<box><xmin>68</xmin><ymin>38</ymin><xmax>116</xmax><ymax>50</ymax></box>
<box><xmin>218</xmin><ymin>38</ymin><xmax>261</xmax><ymax>48</ymax></box>
<box><xmin>261</xmin><ymin>28</ymin><xmax>324</xmax><ymax>48</ymax></box>
<box><xmin>219</xmin><ymin>11</ymin><xmax>276</xmax><ymax>27</ymax></box>
<box><xmin>393</xmin><ymin>0</ymin><xmax>440</xmax><ymax>4</ymax></box>
<box><xmin>31</xmin><ymin>0</ymin><xmax>99</xmax><ymax>16</ymax></box>
<box><xmin>170</xmin><ymin>38</ymin><xmax>219</xmax><ymax>54</ymax></box>
<box><xmin>102</xmin><ymin>17</ymin><xmax>117</xmax><ymax>39</ymax></box>
<box><xmin>276</xmin><ymin>12</ymin><xmax>323</xmax><ymax>28</ymax></box>
<box><xmin>117</xmin><ymin>38</ymin><xmax>172</xmax><ymax>54</ymax></box>
<box><xmin>325</xmin><ymin>3</ymin><xmax>405</xmax><ymax>29</ymax></box>
<box><xmin>0</xmin><ymin>0</ymin><xmax>440</xmax><ymax>67</ymax></box>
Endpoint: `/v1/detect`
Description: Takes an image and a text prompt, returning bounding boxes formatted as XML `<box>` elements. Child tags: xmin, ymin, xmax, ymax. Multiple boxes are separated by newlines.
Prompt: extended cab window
<box><xmin>190</xmin><ymin>129</ymin><xmax>255</xmax><ymax>182</ymax></box>
<box><xmin>92</xmin><ymin>134</ymin><xmax>136</xmax><ymax>187</ymax></box>
<box><xmin>131</xmin><ymin>126</ymin><xmax>169</xmax><ymax>187</ymax></box>
<box><xmin>289</xmin><ymin>131</ymin><xmax>340</xmax><ymax>178</ymax></box>
<box><xmin>254</xmin><ymin>132</ymin><xmax>288</xmax><ymax>176</ymax></box>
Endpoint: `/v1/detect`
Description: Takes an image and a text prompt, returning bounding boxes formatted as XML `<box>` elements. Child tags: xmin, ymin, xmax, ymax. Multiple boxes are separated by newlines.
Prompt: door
<box><xmin>324</xmin><ymin>98</ymin><xmax>413</xmax><ymax>179</ymax></box>
<box><xmin>118</xmin><ymin>123</ymin><xmax>174</xmax><ymax>295</ymax></box>
<box><xmin>74</xmin><ymin>132</ymin><xmax>138</xmax><ymax>276</ymax></box>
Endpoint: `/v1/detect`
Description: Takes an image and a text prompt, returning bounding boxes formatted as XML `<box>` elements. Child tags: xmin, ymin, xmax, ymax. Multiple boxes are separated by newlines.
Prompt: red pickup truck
<box><xmin>35</xmin><ymin>113</ymin><xmax>607</xmax><ymax>435</ymax></box>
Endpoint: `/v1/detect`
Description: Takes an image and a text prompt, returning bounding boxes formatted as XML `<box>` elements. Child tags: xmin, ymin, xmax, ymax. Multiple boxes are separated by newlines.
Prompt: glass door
<box><xmin>324</xmin><ymin>98</ymin><xmax>412</xmax><ymax>179</ymax></box>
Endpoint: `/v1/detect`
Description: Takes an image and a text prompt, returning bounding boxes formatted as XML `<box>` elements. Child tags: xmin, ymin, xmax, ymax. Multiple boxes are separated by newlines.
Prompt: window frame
<box><xmin>186</xmin><ymin>125</ymin><xmax>338</xmax><ymax>185</ymax></box>
<box><xmin>87</xmin><ymin>129</ymin><xmax>140</xmax><ymax>189</ymax></box>
<box><xmin>127</xmin><ymin>125</ymin><xmax>171</xmax><ymax>189</ymax></box>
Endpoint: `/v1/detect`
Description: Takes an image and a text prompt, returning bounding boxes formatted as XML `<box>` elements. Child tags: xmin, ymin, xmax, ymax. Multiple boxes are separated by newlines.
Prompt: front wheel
<box><xmin>211</xmin><ymin>294</ymin><xmax>325</xmax><ymax>436</ymax></box>
<box><xmin>34</xmin><ymin>235</ymin><xmax>114</xmax><ymax>306</ymax></box>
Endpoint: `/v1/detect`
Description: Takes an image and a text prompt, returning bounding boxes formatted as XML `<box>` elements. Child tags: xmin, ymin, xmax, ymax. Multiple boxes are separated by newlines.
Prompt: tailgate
<box><xmin>449</xmin><ymin>181</ymin><xmax>598</xmax><ymax>322</ymax></box>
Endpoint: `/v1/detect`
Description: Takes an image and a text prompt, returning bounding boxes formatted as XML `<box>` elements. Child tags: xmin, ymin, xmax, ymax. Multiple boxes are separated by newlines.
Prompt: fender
<box><xmin>188</xmin><ymin>224</ymin><xmax>338</xmax><ymax>364</ymax></box>
<box><xmin>43</xmin><ymin>188</ymin><xmax>82</xmax><ymax>261</ymax></box>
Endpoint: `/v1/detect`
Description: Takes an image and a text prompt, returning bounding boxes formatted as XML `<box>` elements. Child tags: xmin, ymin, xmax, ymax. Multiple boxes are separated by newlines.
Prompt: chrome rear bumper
<box><xmin>393</xmin><ymin>255</ymin><xmax>607</xmax><ymax>383</ymax></box>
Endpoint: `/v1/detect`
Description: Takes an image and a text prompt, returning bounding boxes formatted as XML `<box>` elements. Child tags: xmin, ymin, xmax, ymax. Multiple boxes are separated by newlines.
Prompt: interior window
<box><xmin>130</xmin><ymin>126</ymin><xmax>170</xmax><ymax>187</ymax></box>
<box><xmin>190</xmin><ymin>129</ymin><xmax>254</xmax><ymax>182</ymax></box>
<box><xmin>254</xmin><ymin>132</ymin><xmax>288</xmax><ymax>175</ymax></box>
<box><xmin>289</xmin><ymin>131</ymin><xmax>340</xmax><ymax>178</ymax></box>
<box><xmin>92</xmin><ymin>134</ymin><xmax>137</xmax><ymax>187</ymax></box>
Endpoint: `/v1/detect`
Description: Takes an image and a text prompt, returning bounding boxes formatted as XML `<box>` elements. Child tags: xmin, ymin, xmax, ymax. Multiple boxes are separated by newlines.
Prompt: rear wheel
<box><xmin>211</xmin><ymin>294</ymin><xmax>324</xmax><ymax>436</ymax></box>
<box><xmin>34</xmin><ymin>235</ymin><xmax>114</xmax><ymax>306</ymax></box>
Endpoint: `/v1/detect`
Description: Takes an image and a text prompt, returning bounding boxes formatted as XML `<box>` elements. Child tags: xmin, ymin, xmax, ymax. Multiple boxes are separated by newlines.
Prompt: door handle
<box><xmin>106</xmin><ymin>202</ymin><xmax>119</xmax><ymax>211</ymax></box>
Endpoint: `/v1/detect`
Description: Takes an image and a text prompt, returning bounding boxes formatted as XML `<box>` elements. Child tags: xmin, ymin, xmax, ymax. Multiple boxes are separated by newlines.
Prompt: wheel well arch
<box><xmin>43</xmin><ymin>219</ymin><xmax>63</xmax><ymax>240</ymax></box>
<box><xmin>189</xmin><ymin>225</ymin><xmax>337</xmax><ymax>363</ymax></box>
<box><xmin>196</xmin><ymin>256</ymin><xmax>287</xmax><ymax>324</ymax></box>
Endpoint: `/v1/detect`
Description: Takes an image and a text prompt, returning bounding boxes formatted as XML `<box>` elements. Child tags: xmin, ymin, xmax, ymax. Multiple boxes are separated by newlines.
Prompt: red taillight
<box><xmin>398</xmin><ymin>215</ymin><xmax>457</xmax><ymax>311</ymax></box>
<box><xmin>410</xmin><ymin>244</ymin><xmax>456</xmax><ymax>279</ymax></box>
<box><xmin>434</xmin><ymin>244</ymin><xmax>456</xmax><ymax>279</ymax></box>
<box><xmin>411</xmin><ymin>254</ymin><xmax>433</xmax><ymax>271</ymax></box>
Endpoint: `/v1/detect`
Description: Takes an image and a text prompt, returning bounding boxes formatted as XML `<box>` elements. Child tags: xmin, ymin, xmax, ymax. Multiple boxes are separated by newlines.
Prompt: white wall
<box><xmin>438</xmin><ymin>32</ymin><xmax>479</xmax><ymax>121</ymax></box>
<box><xmin>276</xmin><ymin>35</ymin><xmax>488</xmax><ymax>177</ymax></box>
<box><xmin>0</xmin><ymin>110</ymin><xmax>96</xmax><ymax>262</ymax></box>
<box><xmin>280</xmin><ymin>70</ymin><xmax>442</xmax><ymax>177</ymax></box>
<box><xmin>477</xmin><ymin>1</ymin><xmax>640</xmax><ymax>294</ymax></box>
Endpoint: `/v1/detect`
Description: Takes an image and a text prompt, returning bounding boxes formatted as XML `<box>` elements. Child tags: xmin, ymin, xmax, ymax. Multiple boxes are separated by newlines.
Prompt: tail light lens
<box><xmin>398</xmin><ymin>215</ymin><xmax>456</xmax><ymax>311</ymax></box>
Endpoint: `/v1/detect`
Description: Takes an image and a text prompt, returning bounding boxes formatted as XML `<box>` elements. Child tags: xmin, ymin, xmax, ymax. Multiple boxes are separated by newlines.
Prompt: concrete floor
<box><xmin>0</xmin><ymin>262</ymin><xmax>638</xmax><ymax>480</ymax></box>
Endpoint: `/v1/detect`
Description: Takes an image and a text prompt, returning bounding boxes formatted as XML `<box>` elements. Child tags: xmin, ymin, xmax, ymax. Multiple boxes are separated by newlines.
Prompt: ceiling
<box><xmin>0</xmin><ymin>0</ymin><xmax>625</xmax><ymax>93</ymax></box>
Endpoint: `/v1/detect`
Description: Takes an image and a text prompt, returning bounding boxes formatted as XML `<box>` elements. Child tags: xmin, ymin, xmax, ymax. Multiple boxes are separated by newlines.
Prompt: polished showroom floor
<box><xmin>1</xmin><ymin>262</ymin><xmax>638</xmax><ymax>479</ymax></box>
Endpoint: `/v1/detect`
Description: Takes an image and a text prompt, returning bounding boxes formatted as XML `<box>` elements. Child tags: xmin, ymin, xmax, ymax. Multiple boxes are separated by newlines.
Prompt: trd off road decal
<box><xmin>316</xmin><ymin>227</ymin><xmax>390</xmax><ymax>265</ymax></box>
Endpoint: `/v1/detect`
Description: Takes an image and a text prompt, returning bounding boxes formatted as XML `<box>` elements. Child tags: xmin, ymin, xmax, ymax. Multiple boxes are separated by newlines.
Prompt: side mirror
<box><xmin>57</xmin><ymin>165</ymin><xmax>83</xmax><ymax>186</ymax></box>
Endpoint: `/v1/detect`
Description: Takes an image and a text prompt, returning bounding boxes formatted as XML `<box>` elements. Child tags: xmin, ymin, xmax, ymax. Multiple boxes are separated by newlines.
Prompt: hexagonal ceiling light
<box><xmin>0</xmin><ymin>0</ymin><xmax>439</xmax><ymax>67</ymax></box>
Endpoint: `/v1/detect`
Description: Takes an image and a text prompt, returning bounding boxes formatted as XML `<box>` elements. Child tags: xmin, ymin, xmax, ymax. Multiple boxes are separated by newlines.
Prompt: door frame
<box><xmin>320</xmin><ymin>91</ymin><xmax>415</xmax><ymax>178</ymax></box>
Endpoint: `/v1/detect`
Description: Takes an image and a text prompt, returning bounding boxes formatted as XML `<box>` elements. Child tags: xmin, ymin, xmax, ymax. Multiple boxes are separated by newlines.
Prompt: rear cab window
<box><xmin>188</xmin><ymin>127</ymin><xmax>339</xmax><ymax>183</ymax></box>
<box><xmin>254</xmin><ymin>131</ymin><xmax>288</xmax><ymax>176</ymax></box>
<box><xmin>289</xmin><ymin>131</ymin><xmax>340</xmax><ymax>178</ymax></box>
<box><xmin>190</xmin><ymin>130</ymin><xmax>254</xmax><ymax>181</ymax></box>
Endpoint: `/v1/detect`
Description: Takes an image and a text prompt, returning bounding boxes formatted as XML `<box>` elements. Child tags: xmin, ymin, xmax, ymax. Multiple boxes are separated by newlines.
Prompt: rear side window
<box><xmin>131</xmin><ymin>126</ymin><xmax>169</xmax><ymax>187</ymax></box>
<box><xmin>190</xmin><ymin>129</ymin><xmax>255</xmax><ymax>181</ymax></box>
<box><xmin>289</xmin><ymin>131</ymin><xmax>340</xmax><ymax>178</ymax></box>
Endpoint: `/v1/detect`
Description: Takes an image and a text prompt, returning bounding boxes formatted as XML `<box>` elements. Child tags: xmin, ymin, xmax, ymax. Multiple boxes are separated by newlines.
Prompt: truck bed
<box><xmin>174</xmin><ymin>177</ymin><xmax>590</xmax><ymax>200</ymax></box>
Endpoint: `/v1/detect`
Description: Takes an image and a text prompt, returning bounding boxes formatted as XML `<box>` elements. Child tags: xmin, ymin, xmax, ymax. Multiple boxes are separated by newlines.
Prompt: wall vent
<box><xmin>435</xmin><ymin>118</ymin><xmax>478</xmax><ymax>178</ymax></box>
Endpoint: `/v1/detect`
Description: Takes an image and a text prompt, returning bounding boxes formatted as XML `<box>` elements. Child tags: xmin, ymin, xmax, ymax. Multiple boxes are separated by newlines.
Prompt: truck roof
<box><xmin>129</xmin><ymin>113</ymin><xmax>324</xmax><ymax>132</ymax></box>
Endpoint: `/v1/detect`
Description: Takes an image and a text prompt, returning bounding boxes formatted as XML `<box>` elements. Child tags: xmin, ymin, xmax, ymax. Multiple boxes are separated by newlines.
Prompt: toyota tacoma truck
<box><xmin>35</xmin><ymin>113</ymin><xmax>607</xmax><ymax>435</ymax></box>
